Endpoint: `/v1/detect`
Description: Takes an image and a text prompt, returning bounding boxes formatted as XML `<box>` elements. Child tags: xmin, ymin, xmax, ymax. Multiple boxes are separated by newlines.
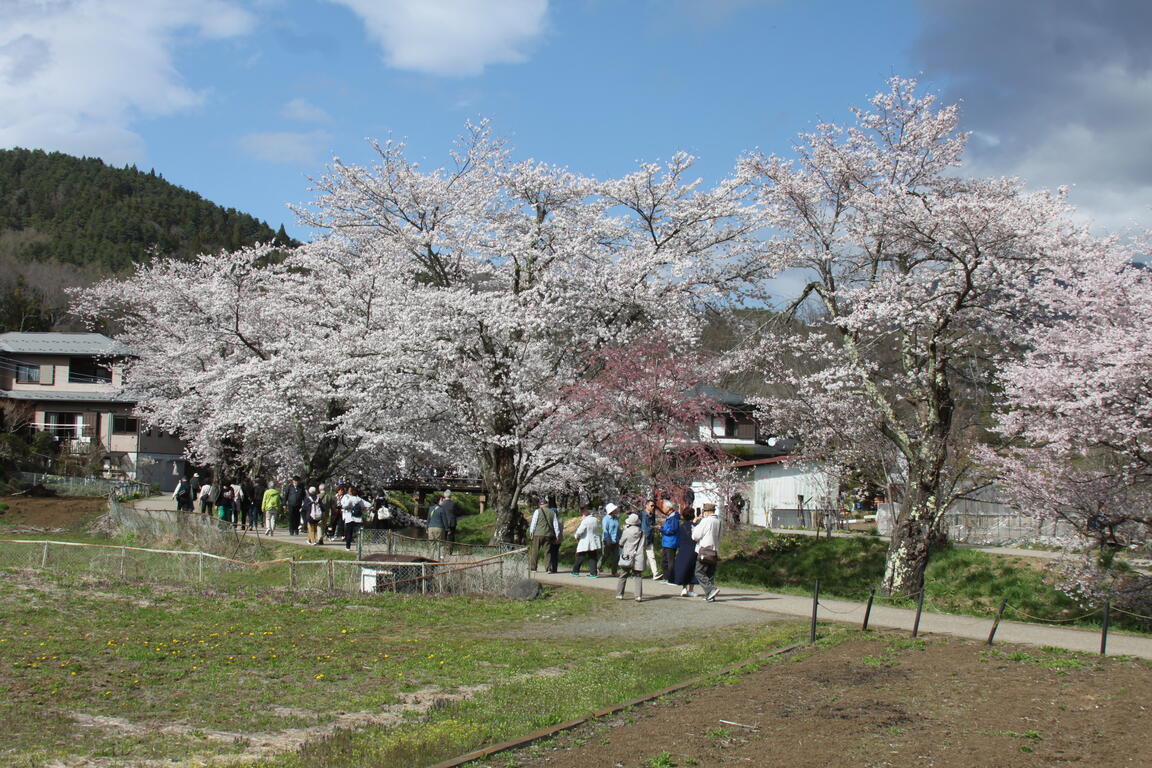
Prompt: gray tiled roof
<box><xmin>0</xmin><ymin>389</ymin><xmax>135</xmax><ymax>403</ymax></box>
<box><xmin>0</xmin><ymin>332</ymin><xmax>132</xmax><ymax>356</ymax></box>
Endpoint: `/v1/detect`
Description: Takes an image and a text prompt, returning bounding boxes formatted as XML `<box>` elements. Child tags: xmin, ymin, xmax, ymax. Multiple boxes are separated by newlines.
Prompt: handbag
<box><xmin>698</xmin><ymin>546</ymin><xmax>718</xmax><ymax>565</ymax></box>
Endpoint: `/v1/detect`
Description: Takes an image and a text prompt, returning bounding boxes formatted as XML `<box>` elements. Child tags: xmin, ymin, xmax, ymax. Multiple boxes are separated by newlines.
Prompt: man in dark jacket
<box><xmin>283</xmin><ymin>476</ymin><xmax>305</xmax><ymax>536</ymax></box>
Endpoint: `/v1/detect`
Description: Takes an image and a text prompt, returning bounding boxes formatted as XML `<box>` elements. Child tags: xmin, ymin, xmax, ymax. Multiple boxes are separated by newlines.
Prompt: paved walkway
<box><xmin>532</xmin><ymin>571</ymin><xmax>1152</xmax><ymax>660</ymax></box>
<box><xmin>134</xmin><ymin>496</ymin><xmax>1152</xmax><ymax>659</ymax></box>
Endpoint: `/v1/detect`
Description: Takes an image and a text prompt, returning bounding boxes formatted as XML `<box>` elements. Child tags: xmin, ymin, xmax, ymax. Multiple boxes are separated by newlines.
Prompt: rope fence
<box><xmin>804</xmin><ymin>578</ymin><xmax>1151</xmax><ymax>656</ymax></box>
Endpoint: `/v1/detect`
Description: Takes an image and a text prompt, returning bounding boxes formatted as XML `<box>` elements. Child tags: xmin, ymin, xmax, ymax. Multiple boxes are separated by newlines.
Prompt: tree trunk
<box><xmin>482</xmin><ymin>444</ymin><xmax>527</xmax><ymax>545</ymax></box>
<box><xmin>880</xmin><ymin>481</ymin><xmax>947</xmax><ymax>597</ymax></box>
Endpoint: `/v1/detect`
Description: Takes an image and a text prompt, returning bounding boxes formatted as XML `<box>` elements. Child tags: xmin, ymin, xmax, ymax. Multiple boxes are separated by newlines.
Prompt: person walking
<box><xmin>261</xmin><ymin>482</ymin><xmax>282</xmax><ymax>536</ymax></box>
<box><xmin>615</xmin><ymin>513</ymin><xmax>647</xmax><ymax>602</ymax></box>
<box><xmin>527</xmin><ymin>499</ymin><xmax>561</xmax><ymax>572</ymax></box>
<box><xmin>570</xmin><ymin>507</ymin><xmax>601</xmax><ymax>577</ymax></box>
<box><xmin>283</xmin><ymin>476</ymin><xmax>305</xmax><ymax>536</ymax></box>
<box><xmin>669</xmin><ymin>507</ymin><xmax>699</xmax><ymax>597</ymax></box>
<box><xmin>239</xmin><ymin>477</ymin><xmax>256</xmax><ymax>531</ymax></box>
<box><xmin>172</xmin><ymin>474</ymin><xmax>193</xmax><ymax>512</ymax></box>
<box><xmin>198</xmin><ymin>478</ymin><xmax>215</xmax><ymax>515</ymax></box>
<box><xmin>251</xmin><ymin>477</ymin><xmax>268</xmax><ymax>532</ymax></box>
<box><xmin>304</xmin><ymin>486</ymin><xmax>325</xmax><ymax>544</ymax></box>
<box><xmin>659</xmin><ymin>499</ymin><xmax>681</xmax><ymax>581</ymax></box>
<box><xmin>437</xmin><ymin>490</ymin><xmax>463</xmax><ymax>553</ymax></box>
<box><xmin>642</xmin><ymin>500</ymin><xmax>662</xmax><ymax>580</ymax></box>
<box><xmin>692</xmin><ymin>503</ymin><xmax>723</xmax><ymax>602</ymax></box>
<box><xmin>599</xmin><ymin>503</ymin><xmax>621</xmax><ymax>577</ymax></box>
<box><xmin>215</xmin><ymin>483</ymin><xmax>237</xmax><ymax>526</ymax></box>
<box><xmin>341</xmin><ymin>485</ymin><xmax>369</xmax><ymax>551</ymax></box>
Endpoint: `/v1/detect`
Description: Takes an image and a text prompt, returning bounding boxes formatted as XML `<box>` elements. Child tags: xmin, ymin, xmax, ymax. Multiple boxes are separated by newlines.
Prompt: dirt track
<box><xmin>494</xmin><ymin>633</ymin><xmax>1152</xmax><ymax>768</ymax></box>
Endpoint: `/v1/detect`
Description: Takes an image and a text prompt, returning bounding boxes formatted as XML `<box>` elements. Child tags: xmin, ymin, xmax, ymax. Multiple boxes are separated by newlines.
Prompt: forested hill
<box><xmin>0</xmin><ymin>148</ymin><xmax>297</xmax><ymax>331</ymax></box>
<box><xmin>0</xmin><ymin>148</ymin><xmax>293</xmax><ymax>271</ymax></box>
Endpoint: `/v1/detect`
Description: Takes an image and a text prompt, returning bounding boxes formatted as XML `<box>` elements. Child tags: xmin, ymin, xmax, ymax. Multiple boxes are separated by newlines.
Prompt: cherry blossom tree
<box><xmin>293</xmin><ymin>124</ymin><xmax>767</xmax><ymax>543</ymax></box>
<box><xmin>990</xmin><ymin>240</ymin><xmax>1152</xmax><ymax>606</ymax></box>
<box><xmin>734</xmin><ymin>78</ymin><xmax>1103</xmax><ymax>595</ymax></box>
<box><xmin>72</xmin><ymin>243</ymin><xmax>432</xmax><ymax>485</ymax></box>
<box><xmin>561</xmin><ymin>335</ymin><xmax>730</xmax><ymax>509</ymax></box>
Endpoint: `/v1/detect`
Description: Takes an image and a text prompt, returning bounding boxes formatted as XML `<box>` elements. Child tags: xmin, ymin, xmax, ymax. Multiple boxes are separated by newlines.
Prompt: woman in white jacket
<box><xmin>615</xmin><ymin>513</ymin><xmax>647</xmax><ymax>602</ymax></box>
<box><xmin>691</xmin><ymin>503</ymin><xmax>722</xmax><ymax>602</ymax></box>
<box><xmin>570</xmin><ymin>507</ymin><xmax>601</xmax><ymax>577</ymax></box>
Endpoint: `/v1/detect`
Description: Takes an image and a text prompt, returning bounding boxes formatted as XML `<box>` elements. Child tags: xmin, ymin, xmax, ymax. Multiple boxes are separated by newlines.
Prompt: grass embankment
<box><xmin>720</xmin><ymin>528</ymin><xmax>1148</xmax><ymax>632</ymax></box>
<box><xmin>0</xmin><ymin>571</ymin><xmax>803</xmax><ymax>767</ymax></box>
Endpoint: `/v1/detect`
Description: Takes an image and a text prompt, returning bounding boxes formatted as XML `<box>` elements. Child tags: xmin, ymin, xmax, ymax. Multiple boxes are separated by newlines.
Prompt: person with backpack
<box><xmin>304</xmin><ymin>486</ymin><xmax>325</xmax><ymax>545</ymax></box>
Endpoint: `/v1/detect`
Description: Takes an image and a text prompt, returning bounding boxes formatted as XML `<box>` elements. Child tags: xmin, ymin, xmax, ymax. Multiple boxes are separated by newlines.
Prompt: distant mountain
<box><xmin>0</xmin><ymin>148</ymin><xmax>297</xmax><ymax>331</ymax></box>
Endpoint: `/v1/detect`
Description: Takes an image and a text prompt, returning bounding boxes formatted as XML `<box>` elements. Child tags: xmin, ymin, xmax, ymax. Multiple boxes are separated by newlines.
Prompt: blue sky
<box><xmin>3</xmin><ymin>0</ymin><xmax>1150</xmax><ymax>241</ymax></box>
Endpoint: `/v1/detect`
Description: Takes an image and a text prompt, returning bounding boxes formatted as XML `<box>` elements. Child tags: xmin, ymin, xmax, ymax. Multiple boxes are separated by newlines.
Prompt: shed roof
<box><xmin>0</xmin><ymin>332</ymin><xmax>131</xmax><ymax>356</ymax></box>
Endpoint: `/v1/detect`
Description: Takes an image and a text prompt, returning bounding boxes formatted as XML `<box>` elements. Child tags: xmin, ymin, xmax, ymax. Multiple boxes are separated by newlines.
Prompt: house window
<box><xmin>43</xmin><ymin>412</ymin><xmax>82</xmax><ymax>438</ymax></box>
<box><xmin>710</xmin><ymin>416</ymin><xmax>733</xmax><ymax>437</ymax></box>
<box><xmin>15</xmin><ymin>363</ymin><xmax>40</xmax><ymax>383</ymax></box>
<box><xmin>68</xmin><ymin>357</ymin><xmax>112</xmax><ymax>384</ymax></box>
<box><xmin>112</xmin><ymin>416</ymin><xmax>139</xmax><ymax>434</ymax></box>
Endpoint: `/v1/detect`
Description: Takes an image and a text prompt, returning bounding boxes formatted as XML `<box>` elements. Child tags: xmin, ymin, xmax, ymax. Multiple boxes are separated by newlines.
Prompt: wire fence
<box><xmin>0</xmin><ymin>537</ymin><xmax>529</xmax><ymax>596</ymax></box>
<box><xmin>0</xmin><ymin>499</ymin><xmax>530</xmax><ymax>597</ymax></box>
<box><xmin>11</xmin><ymin>471</ymin><xmax>150</xmax><ymax>500</ymax></box>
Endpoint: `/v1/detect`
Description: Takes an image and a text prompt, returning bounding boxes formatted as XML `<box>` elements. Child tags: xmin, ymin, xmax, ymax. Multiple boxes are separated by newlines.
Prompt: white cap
<box><xmin>605</xmin><ymin>503</ymin><xmax>619</xmax><ymax>514</ymax></box>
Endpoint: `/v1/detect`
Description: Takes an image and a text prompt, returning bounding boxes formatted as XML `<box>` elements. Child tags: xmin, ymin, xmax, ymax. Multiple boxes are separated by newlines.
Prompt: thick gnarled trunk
<box><xmin>482</xmin><ymin>444</ymin><xmax>527</xmax><ymax>545</ymax></box>
<box><xmin>881</xmin><ymin>481</ymin><xmax>948</xmax><ymax>597</ymax></box>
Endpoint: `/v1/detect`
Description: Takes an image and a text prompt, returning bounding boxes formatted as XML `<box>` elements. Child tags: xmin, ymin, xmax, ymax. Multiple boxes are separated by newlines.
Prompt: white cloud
<box><xmin>238</xmin><ymin>130</ymin><xmax>331</xmax><ymax>165</ymax></box>
<box><xmin>281</xmin><ymin>97</ymin><xmax>333</xmax><ymax>123</ymax></box>
<box><xmin>330</xmin><ymin>0</ymin><xmax>548</xmax><ymax>77</ymax></box>
<box><xmin>0</xmin><ymin>0</ymin><xmax>255</xmax><ymax>165</ymax></box>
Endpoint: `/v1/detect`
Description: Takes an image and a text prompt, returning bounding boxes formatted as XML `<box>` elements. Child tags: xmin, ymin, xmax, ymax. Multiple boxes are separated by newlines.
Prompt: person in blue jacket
<box><xmin>659</xmin><ymin>499</ymin><xmax>681</xmax><ymax>581</ymax></box>
<box><xmin>599</xmin><ymin>503</ymin><xmax>621</xmax><ymax>577</ymax></box>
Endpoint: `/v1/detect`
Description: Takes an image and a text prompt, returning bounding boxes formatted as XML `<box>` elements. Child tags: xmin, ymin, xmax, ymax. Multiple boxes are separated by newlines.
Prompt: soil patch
<box><xmin>497</xmin><ymin>634</ymin><xmax>1152</xmax><ymax>768</ymax></box>
<box><xmin>0</xmin><ymin>495</ymin><xmax>106</xmax><ymax>532</ymax></box>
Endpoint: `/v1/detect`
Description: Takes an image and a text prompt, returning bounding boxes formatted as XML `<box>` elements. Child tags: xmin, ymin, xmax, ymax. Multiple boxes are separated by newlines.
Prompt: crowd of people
<box><xmin>173</xmin><ymin>472</ymin><xmax>721</xmax><ymax>598</ymax></box>
<box><xmin>532</xmin><ymin>497</ymin><xmax>724</xmax><ymax>604</ymax></box>
<box><xmin>171</xmin><ymin>472</ymin><xmax>375</xmax><ymax>550</ymax></box>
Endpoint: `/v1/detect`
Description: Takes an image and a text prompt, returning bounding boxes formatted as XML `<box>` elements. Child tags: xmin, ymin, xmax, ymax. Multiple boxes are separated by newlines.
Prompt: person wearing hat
<box><xmin>600</xmin><ymin>503</ymin><xmax>621</xmax><ymax>577</ymax></box>
<box><xmin>692</xmin><ymin>503</ymin><xmax>722</xmax><ymax>601</ymax></box>
<box><xmin>527</xmin><ymin>498</ymin><xmax>561</xmax><ymax>572</ymax></box>
<box><xmin>615</xmin><ymin>512</ymin><xmax>648</xmax><ymax>601</ymax></box>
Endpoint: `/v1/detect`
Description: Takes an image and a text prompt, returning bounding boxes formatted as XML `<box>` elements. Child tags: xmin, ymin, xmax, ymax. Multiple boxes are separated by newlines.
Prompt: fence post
<box><xmin>327</xmin><ymin>559</ymin><xmax>334</xmax><ymax>592</ymax></box>
<box><xmin>1100</xmin><ymin>600</ymin><xmax>1111</xmax><ymax>656</ymax></box>
<box><xmin>120</xmin><ymin>546</ymin><xmax>127</xmax><ymax>578</ymax></box>
<box><xmin>41</xmin><ymin>541</ymin><xmax>49</xmax><ymax>569</ymax></box>
<box><xmin>987</xmin><ymin>599</ymin><xmax>1008</xmax><ymax>645</ymax></box>
<box><xmin>198</xmin><ymin>553</ymin><xmax>204</xmax><ymax>583</ymax></box>
<box><xmin>862</xmin><ymin>587</ymin><xmax>876</xmax><ymax>631</ymax></box>
<box><xmin>421</xmin><ymin>563</ymin><xmax>427</xmax><ymax>595</ymax></box>
<box><xmin>810</xmin><ymin>579</ymin><xmax>820</xmax><ymax>644</ymax></box>
<box><xmin>912</xmin><ymin>589</ymin><xmax>926</xmax><ymax>638</ymax></box>
<box><xmin>289</xmin><ymin>559</ymin><xmax>297</xmax><ymax>590</ymax></box>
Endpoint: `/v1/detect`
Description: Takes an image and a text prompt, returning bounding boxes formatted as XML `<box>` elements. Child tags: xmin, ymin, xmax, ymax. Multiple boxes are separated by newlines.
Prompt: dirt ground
<box><xmin>495</xmin><ymin>634</ymin><xmax>1152</xmax><ymax>768</ymax></box>
<box><xmin>0</xmin><ymin>494</ymin><xmax>106</xmax><ymax>532</ymax></box>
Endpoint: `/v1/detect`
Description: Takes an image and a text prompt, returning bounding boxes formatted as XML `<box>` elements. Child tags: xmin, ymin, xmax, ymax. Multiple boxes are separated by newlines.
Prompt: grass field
<box><xmin>0</xmin><ymin>568</ymin><xmax>804</xmax><ymax>767</ymax></box>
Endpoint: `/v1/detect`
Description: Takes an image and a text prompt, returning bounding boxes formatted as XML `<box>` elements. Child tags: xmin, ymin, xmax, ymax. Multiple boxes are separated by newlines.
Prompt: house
<box><xmin>686</xmin><ymin>385</ymin><xmax>841</xmax><ymax>525</ymax></box>
<box><xmin>0</xmin><ymin>332</ymin><xmax>186</xmax><ymax>490</ymax></box>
